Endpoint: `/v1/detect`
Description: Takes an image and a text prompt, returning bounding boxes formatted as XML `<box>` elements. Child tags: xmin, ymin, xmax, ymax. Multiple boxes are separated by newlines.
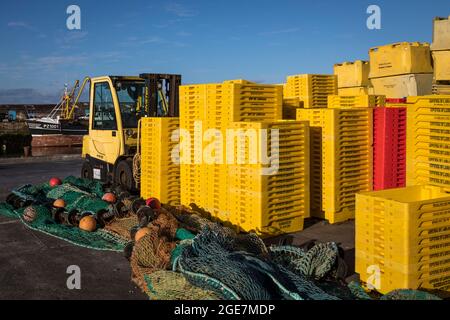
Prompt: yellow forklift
<box><xmin>80</xmin><ymin>73</ymin><xmax>181</xmax><ymax>192</ymax></box>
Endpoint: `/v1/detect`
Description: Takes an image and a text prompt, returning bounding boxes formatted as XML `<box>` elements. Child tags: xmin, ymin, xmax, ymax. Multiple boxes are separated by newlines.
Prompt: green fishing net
<box><xmin>62</xmin><ymin>176</ymin><xmax>105</xmax><ymax>198</ymax></box>
<box><xmin>144</xmin><ymin>271</ymin><xmax>222</xmax><ymax>300</ymax></box>
<box><xmin>0</xmin><ymin>177</ymin><xmax>128</xmax><ymax>252</ymax></box>
<box><xmin>46</xmin><ymin>183</ymin><xmax>108</xmax><ymax>213</ymax></box>
<box><xmin>172</xmin><ymin>225</ymin><xmax>339</xmax><ymax>300</ymax></box>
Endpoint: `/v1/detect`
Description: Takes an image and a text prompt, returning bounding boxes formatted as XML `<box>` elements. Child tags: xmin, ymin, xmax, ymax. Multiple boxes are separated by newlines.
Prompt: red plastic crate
<box><xmin>373</xmin><ymin>107</ymin><xmax>406</xmax><ymax>191</ymax></box>
<box><xmin>385</xmin><ymin>98</ymin><xmax>407</xmax><ymax>104</ymax></box>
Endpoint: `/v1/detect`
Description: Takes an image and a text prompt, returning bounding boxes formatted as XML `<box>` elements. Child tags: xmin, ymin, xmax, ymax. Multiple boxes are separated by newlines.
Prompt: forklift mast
<box><xmin>139</xmin><ymin>73</ymin><xmax>181</xmax><ymax>117</ymax></box>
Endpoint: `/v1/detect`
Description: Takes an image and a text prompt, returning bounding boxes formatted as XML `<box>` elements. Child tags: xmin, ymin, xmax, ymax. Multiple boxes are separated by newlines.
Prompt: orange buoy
<box><xmin>102</xmin><ymin>192</ymin><xmax>117</xmax><ymax>203</ymax></box>
<box><xmin>135</xmin><ymin>227</ymin><xmax>151</xmax><ymax>242</ymax></box>
<box><xmin>79</xmin><ymin>215</ymin><xmax>97</xmax><ymax>232</ymax></box>
<box><xmin>53</xmin><ymin>199</ymin><xmax>66</xmax><ymax>208</ymax></box>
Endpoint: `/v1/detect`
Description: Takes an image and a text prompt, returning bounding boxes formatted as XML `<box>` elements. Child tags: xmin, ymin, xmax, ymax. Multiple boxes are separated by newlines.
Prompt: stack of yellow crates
<box><xmin>284</xmin><ymin>74</ymin><xmax>337</xmax><ymax>108</ymax></box>
<box><xmin>297</xmin><ymin>107</ymin><xmax>372</xmax><ymax>223</ymax></box>
<box><xmin>355</xmin><ymin>185</ymin><xmax>450</xmax><ymax>294</ymax></box>
<box><xmin>140</xmin><ymin>117</ymin><xmax>180</xmax><ymax>205</ymax></box>
<box><xmin>227</xmin><ymin>121</ymin><xmax>310</xmax><ymax>233</ymax></box>
<box><xmin>369</xmin><ymin>42</ymin><xmax>434</xmax><ymax>98</ymax></box>
<box><xmin>327</xmin><ymin>95</ymin><xmax>385</xmax><ymax>108</ymax></box>
<box><xmin>180</xmin><ymin>80</ymin><xmax>310</xmax><ymax>235</ymax></box>
<box><xmin>431</xmin><ymin>16</ymin><xmax>450</xmax><ymax>94</ymax></box>
<box><xmin>406</xmin><ymin>95</ymin><xmax>450</xmax><ymax>189</ymax></box>
<box><xmin>334</xmin><ymin>61</ymin><xmax>372</xmax><ymax>95</ymax></box>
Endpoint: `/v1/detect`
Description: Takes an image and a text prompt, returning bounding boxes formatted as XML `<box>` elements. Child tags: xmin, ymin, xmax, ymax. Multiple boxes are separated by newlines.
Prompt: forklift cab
<box><xmin>81</xmin><ymin>74</ymin><xmax>181</xmax><ymax>192</ymax></box>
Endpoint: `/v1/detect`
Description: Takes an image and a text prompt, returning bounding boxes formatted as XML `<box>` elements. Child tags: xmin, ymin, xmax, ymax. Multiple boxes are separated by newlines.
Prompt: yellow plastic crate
<box><xmin>334</xmin><ymin>61</ymin><xmax>370</xmax><ymax>88</ymax></box>
<box><xmin>327</xmin><ymin>95</ymin><xmax>386</xmax><ymax>108</ymax></box>
<box><xmin>203</xmin><ymin>164</ymin><xmax>230</xmax><ymax>210</ymax></box>
<box><xmin>281</xmin><ymin>83</ymin><xmax>288</xmax><ymax>97</ymax></box>
<box><xmin>356</xmin><ymin>185</ymin><xmax>450</xmax><ymax>294</ymax></box>
<box><xmin>433</xmin><ymin>84</ymin><xmax>450</xmax><ymax>95</ymax></box>
<box><xmin>141</xmin><ymin>118</ymin><xmax>180</xmax><ymax>205</ymax></box>
<box><xmin>406</xmin><ymin>95</ymin><xmax>450</xmax><ymax>189</ymax></box>
<box><xmin>369</xmin><ymin>42</ymin><xmax>433</xmax><ymax>78</ymax></box>
<box><xmin>370</xmin><ymin>74</ymin><xmax>433</xmax><ymax>98</ymax></box>
<box><xmin>406</xmin><ymin>95</ymin><xmax>450</xmax><ymax>107</ymax></box>
<box><xmin>338</xmin><ymin>86</ymin><xmax>372</xmax><ymax>95</ymax></box>
<box><xmin>285</xmin><ymin>74</ymin><xmax>337</xmax><ymax>108</ymax></box>
<box><xmin>431</xmin><ymin>16</ymin><xmax>450</xmax><ymax>51</ymax></box>
<box><xmin>180</xmin><ymin>164</ymin><xmax>208</xmax><ymax>208</ymax></box>
<box><xmin>259</xmin><ymin>216</ymin><xmax>304</xmax><ymax>236</ymax></box>
<box><xmin>297</xmin><ymin>108</ymin><xmax>373</xmax><ymax>223</ymax></box>
<box><xmin>432</xmin><ymin>50</ymin><xmax>450</xmax><ymax>81</ymax></box>
<box><xmin>385</xmin><ymin>98</ymin><xmax>408</xmax><ymax>108</ymax></box>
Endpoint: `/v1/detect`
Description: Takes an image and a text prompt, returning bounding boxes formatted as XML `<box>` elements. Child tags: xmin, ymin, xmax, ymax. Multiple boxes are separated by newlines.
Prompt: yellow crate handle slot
<box><xmin>133</xmin><ymin>118</ymin><xmax>142</xmax><ymax>187</ymax></box>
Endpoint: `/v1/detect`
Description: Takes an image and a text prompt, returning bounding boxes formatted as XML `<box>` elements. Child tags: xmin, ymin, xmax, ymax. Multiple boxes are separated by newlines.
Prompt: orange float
<box><xmin>53</xmin><ymin>199</ymin><xmax>66</xmax><ymax>208</ymax></box>
<box><xmin>79</xmin><ymin>215</ymin><xmax>97</xmax><ymax>232</ymax></box>
<box><xmin>135</xmin><ymin>227</ymin><xmax>151</xmax><ymax>242</ymax></box>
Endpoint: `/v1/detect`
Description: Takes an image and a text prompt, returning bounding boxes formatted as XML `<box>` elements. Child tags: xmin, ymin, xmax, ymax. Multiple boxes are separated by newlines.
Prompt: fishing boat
<box><xmin>26</xmin><ymin>80</ymin><xmax>89</xmax><ymax>136</ymax></box>
<box><xmin>26</xmin><ymin>117</ymin><xmax>87</xmax><ymax>135</ymax></box>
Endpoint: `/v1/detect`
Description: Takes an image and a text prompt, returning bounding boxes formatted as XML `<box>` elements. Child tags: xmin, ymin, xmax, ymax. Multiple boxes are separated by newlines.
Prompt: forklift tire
<box><xmin>81</xmin><ymin>161</ymin><xmax>93</xmax><ymax>180</ymax></box>
<box><xmin>115</xmin><ymin>159</ymin><xmax>136</xmax><ymax>193</ymax></box>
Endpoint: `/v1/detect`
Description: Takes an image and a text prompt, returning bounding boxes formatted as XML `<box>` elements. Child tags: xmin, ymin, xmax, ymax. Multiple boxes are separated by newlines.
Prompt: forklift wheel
<box><xmin>115</xmin><ymin>159</ymin><xmax>136</xmax><ymax>193</ymax></box>
<box><xmin>81</xmin><ymin>161</ymin><xmax>93</xmax><ymax>180</ymax></box>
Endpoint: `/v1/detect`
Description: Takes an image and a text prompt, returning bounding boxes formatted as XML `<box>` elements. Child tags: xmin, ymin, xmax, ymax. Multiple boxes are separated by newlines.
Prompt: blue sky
<box><xmin>0</xmin><ymin>0</ymin><xmax>449</xmax><ymax>103</ymax></box>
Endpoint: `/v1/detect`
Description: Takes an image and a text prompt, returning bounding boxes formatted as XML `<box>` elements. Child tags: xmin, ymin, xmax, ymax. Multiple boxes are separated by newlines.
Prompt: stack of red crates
<box><xmin>373</xmin><ymin>99</ymin><xmax>407</xmax><ymax>191</ymax></box>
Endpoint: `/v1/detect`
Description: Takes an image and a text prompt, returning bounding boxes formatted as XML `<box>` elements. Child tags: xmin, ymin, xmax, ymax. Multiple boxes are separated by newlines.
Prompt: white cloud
<box><xmin>7</xmin><ymin>21</ymin><xmax>30</xmax><ymax>28</ymax></box>
<box><xmin>0</xmin><ymin>50</ymin><xmax>127</xmax><ymax>103</ymax></box>
<box><xmin>7</xmin><ymin>21</ymin><xmax>38</xmax><ymax>32</ymax></box>
<box><xmin>35</xmin><ymin>55</ymin><xmax>88</xmax><ymax>67</ymax></box>
<box><xmin>0</xmin><ymin>88</ymin><xmax>62</xmax><ymax>104</ymax></box>
<box><xmin>176</xmin><ymin>31</ymin><xmax>192</xmax><ymax>37</ymax></box>
<box><xmin>165</xmin><ymin>2</ymin><xmax>198</xmax><ymax>17</ymax></box>
<box><xmin>140</xmin><ymin>36</ymin><xmax>164</xmax><ymax>44</ymax></box>
<box><xmin>121</xmin><ymin>36</ymin><xmax>187</xmax><ymax>48</ymax></box>
<box><xmin>56</xmin><ymin>31</ymin><xmax>89</xmax><ymax>49</ymax></box>
<box><xmin>7</xmin><ymin>21</ymin><xmax>43</xmax><ymax>38</ymax></box>
<box><xmin>0</xmin><ymin>54</ymin><xmax>88</xmax><ymax>76</ymax></box>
